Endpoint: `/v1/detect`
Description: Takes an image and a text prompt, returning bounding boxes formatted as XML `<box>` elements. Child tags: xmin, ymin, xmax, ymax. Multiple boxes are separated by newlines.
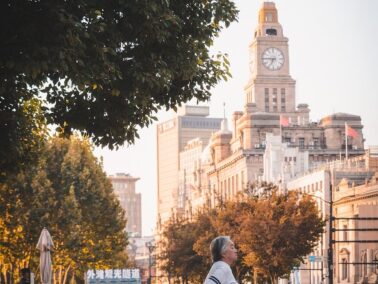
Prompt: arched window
<box><xmin>362</xmin><ymin>251</ymin><xmax>367</xmax><ymax>276</ymax></box>
<box><xmin>342</xmin><ymin>258</ymin><xmax>348</xmax><ymax>280</ymax></box>
<box><xmin>339</xmin><ymin>248</ymin><xmax>350</xmax><ymax>281</ymax></box>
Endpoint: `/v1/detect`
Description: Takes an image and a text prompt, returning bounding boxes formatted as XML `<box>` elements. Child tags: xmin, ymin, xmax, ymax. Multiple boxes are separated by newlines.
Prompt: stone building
<box><xmin>109</xmin><ymin>173</ymin><xmax>142</xmax><ymax>236</ymax></box>
<box><xmin>286</xmin><ymin>147</ymin><xmax>378</xmax><ymax>284</ymax></box>
<box><xmin>175</xmin><ymin>2</ymin><xmax>365</xmax><ymax>214</ymax></box>
<box><xmin>333</xmin><ymin>149</ymin><xmax>378</xmax><ymax>284</ymax></box>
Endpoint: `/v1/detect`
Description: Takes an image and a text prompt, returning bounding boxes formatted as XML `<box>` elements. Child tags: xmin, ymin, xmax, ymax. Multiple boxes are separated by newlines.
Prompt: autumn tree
<box><xmin>0</xmin><ymin>0</ymin><xmax>238</xmax><ymax>177</ymax></box>
<box><xmin>159</xmin><ymin>215</ymin><xmax>210</xmax><ymax>284</ymax></box>
<box><xmin>159</xmin><ymin>204</ymin><xmax>249</xmax><ymax>284</ymax></box>
<box><xmin>237</xmin><ymin>183</ymin><xmax>325</xmax><ymax>284</ymax></box>
<box><xmin>0</xmin><ymin>136</ymin><xmax>128</xmax><ymax>284</ymax></box>
<box><xmin>159</xmin><ymin>184</ymin><xmax>324</xmax><ymax>284</ymax></box>
<box><xmin>212</xmin><ymin>198</ymin><xmax>254</xmax><ymax>283</ymax></box>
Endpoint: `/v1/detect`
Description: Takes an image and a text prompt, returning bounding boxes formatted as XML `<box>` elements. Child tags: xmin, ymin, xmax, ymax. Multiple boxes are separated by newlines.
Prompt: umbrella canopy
<box><xmin>36</xmin><ymin>228</ymin><xmax>54</xmax><ymax>284</ymax></box>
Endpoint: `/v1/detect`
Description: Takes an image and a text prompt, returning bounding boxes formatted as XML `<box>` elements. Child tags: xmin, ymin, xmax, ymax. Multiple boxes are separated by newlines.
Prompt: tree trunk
<box><xmin>58</xmin><ymin>266</ymin><xmax>63</xmax><ymax>284</ymax></box>
<box><xmin>62</xmin><ymin>265</ymin><xmax>71</xmax><ymax>284</ymax></box>
<box><xmin>270</xmin><ymin>274</ymin><xmax>278</xmax><ymax>284</ymax></box>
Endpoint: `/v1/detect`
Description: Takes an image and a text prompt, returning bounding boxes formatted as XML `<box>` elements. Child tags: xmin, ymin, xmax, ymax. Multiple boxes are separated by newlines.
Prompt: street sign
<box><xmin>86</xmin><ymin>269</ymin><xmax>141</xmax><ymax>284</ymax></box>
<box><xmin>309</xmin><ymin>255</ymin><xmax>323</xmax><ymax>262</ymax></box>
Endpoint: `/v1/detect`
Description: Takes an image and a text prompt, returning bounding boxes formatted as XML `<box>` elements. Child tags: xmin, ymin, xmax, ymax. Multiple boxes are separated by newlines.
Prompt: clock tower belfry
<box><xmin>245</xmin><ymin>2</ymin><xmax>296</xmax><ymax>116</ymax></box>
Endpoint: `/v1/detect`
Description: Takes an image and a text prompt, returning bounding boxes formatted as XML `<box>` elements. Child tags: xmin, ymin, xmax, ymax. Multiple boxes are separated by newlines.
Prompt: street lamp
<box><xmin>146</xmin><ymin>241</ymin><xmax>155</xmax><ymax>284</ymax></box>
<box><xmin>327</xmin><ymin>185</ymin><xmax>334</xmax><ymax>284</ymax></box>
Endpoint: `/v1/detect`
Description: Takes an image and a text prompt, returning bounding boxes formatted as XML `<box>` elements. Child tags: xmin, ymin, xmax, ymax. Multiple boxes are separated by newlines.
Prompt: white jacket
<box><xmin>204</xmin><ymin>261</ymin><xmax>237</xmax><ymax>284</ymax></box>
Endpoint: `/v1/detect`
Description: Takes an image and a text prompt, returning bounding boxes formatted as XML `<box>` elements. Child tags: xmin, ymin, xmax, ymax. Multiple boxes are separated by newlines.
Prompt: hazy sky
<box><xmin>94</xmin><ymin>0</ymin><xmax>378</xmax><ymax>236</ymax></box>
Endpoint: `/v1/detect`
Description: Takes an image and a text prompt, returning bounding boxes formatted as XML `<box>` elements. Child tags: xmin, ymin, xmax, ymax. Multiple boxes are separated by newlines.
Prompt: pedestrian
<box><xmin>204</xmin><ymin>236</ymin><xmax>238</xmax><ymax>284</ymax></box>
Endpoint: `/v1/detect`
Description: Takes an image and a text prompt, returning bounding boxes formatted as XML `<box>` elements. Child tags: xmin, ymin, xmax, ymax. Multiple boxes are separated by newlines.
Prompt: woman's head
<box><xmin>210</xmin><ymin>236</ymin><xmax>237</xmax><ymax>264</ymax></box>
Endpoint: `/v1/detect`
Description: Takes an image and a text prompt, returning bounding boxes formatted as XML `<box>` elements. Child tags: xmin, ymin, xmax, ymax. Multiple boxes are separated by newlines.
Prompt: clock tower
<box><xmin>245</xmin><ymin>2</ymin><xmax>296</xmax><ymax>117</ymax></box>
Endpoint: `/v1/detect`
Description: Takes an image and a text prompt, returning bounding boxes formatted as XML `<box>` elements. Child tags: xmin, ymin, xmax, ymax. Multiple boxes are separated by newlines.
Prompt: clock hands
<box><xmin>262</xmin><ymin>47</ymin><xmax>284</xmax><ymax>70</ymax></box>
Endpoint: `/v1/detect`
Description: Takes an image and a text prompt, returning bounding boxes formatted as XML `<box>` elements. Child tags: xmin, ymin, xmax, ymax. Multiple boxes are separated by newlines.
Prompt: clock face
<box><xmin>262</xmin><ymin>47</ymin><xmax>284</xmax><ymax>70</ymax></box>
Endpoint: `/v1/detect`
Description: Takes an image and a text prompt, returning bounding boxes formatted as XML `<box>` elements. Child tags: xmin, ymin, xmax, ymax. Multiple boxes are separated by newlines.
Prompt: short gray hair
<box><xmin>210</xmin><ymin>236</ymin><xmax>232</xmax><ymax>262</ymax></box>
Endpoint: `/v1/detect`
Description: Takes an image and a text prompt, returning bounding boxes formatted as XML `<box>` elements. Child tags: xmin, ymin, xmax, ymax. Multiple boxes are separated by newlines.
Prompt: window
<box><xmin>361</xmin><ymin>252</ymin><xmax>367</xmax><ymax>277</ymax></box>
<box><xmin>266</xmin><ymin>28</ymin><xmax>277</xmax><ymax>36</ymax></box>
<box><xmin>273</xmin><ymin>88</ymin><xmax>277</xmax><ymax>95</ymax></box>
<box><xmin>273</xmin><ymin>106</ymin><xmax>277</xmax><ymax>112</ymax></box>
<box><xmin>228</xmin><ymin>178</ymin><xmax>230</xmax><ymax>199</ymax></box>
<box><xmin>241</xmin><ymin>171</ymin><xmax>244</xmax><ymax>189</ymax></box>
<box><xmin>343</xmin><ymin>225</ymin><xmax>348</xmax><ymax>241</ymax></box>
<box><xmin>299</xmin><ymin>138</ymin><xmax>305</xmax><ymax>149</ymax></box>
<box><xmin>281</xmin><ymin>105</ymin><xmax>286</xmax><ymax>112</ymax></box>
<box><xmin>265</xmin><ymin>88</ymin><xmax>269</xmax><ymax>95</ymax></box>
<box><xmin>342</xmin><ymin>258</ymin><xmax>348</xmax><ymax>280</ymax></box>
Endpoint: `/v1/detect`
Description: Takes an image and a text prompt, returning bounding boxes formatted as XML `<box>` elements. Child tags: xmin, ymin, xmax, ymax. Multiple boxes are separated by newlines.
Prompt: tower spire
<box><xmin>221</xmin><ymin>102</ymin><xmax>230</xmax><ymax>132</ymax></box>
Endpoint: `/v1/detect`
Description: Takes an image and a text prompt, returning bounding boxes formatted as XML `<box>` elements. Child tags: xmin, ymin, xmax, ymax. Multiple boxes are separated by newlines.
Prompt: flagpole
<box><xmin>345</xmin><ymin>122</ymin><xmax>348</xmax><ymax>160</ymax></box>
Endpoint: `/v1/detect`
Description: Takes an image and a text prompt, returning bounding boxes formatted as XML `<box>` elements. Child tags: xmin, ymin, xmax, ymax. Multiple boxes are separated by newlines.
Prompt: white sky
<box><xmin>94</xmin><ymin>0</ymin><xmax>378</xmax><ymax>236</ymax></box>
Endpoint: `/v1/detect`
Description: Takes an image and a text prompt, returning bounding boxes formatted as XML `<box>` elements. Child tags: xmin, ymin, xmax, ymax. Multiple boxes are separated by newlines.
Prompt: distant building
<box><xmin>109</xmin><ymin>173</ymin><xmax>142</xmax><ymax>236</ymax></box>
<box><xmin>156</xmin><ymin>105</ymin><xmax>222</xmax><ymax>227</ymax></box>
<box><xmin>127</xmin><ymin>236</ymin><xmax>155</xmax><ymax>283</ymax></box>
<box><xmin>263</xmin><ymin>133</ymin><xmax>309</xmax><ymax>187</ymax></box>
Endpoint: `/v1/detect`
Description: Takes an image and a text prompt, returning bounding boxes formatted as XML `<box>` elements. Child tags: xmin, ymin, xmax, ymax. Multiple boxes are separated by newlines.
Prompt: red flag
<box><xmin>346</xmin><ymin>125</ymin><xmax>358</xmax><ymax>138</ymax></box>
<box><xmin>280</xmin><ymin>116</ymin><xmax>289</xmax><ymax>127</ymax></box>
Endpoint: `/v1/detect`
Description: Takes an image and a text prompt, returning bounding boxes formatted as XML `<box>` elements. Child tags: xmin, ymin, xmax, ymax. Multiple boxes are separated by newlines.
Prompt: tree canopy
<box><xmin>0</xmin><ymin>0</ymin><xmax>238</xmax><ymax>160</ymax></box>
<box><xmin>237</xmin><ymin>184</ymin><xmax>325</xmax><ymax>284</ymax></box>
<box><xmin>0</xmin><ymin>136</ymin><xmax>129</xmax><ymax>284</ymax></box>
<box><xmin>158</xmin><ymin>184</ymin><xmax>325</xmax><ymax>284</ymax></box>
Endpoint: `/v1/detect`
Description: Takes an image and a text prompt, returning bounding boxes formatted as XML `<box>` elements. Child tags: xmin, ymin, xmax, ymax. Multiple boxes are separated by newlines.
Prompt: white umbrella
<box><xmin>36</xmin><ymin>228</ymin><xmax>54</xmax><ymax>284</ymax></box>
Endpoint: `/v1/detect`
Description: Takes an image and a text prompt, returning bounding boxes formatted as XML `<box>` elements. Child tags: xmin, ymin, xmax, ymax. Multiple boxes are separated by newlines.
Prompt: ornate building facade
<box><xmin>286</xmin><ymin>147</ymin><xmax>378</xmax><ymax>284</ymax></box>
<box><xmin>178</xmin><ymin>2</ymin><xmax>365</xmax><ymax>216</ymax></box>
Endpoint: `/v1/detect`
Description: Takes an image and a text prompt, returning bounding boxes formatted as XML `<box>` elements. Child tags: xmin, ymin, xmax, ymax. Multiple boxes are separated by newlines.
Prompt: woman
<box><xmin>204</xmin><ymin>236</ymin><xmax>238</xmax><ymax>284</ymax></box>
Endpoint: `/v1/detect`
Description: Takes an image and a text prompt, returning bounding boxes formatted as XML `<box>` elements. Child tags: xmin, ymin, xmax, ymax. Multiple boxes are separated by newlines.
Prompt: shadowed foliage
<box><xmin>0</xmin><ymin>0</ymin><xmax>238</xmax><ymax>178</ymax></box>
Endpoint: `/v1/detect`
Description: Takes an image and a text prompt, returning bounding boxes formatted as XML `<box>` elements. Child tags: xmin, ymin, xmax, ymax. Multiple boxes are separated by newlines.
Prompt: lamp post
<box><xmin>327</xmin><ymin>184</ymin><xmax>334</xmax><ymax>284</ymax></box>
<box><xmin>146</xmin><ymin>241</ymin><xmax>155</xmax><ymax>284</ymax></box>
